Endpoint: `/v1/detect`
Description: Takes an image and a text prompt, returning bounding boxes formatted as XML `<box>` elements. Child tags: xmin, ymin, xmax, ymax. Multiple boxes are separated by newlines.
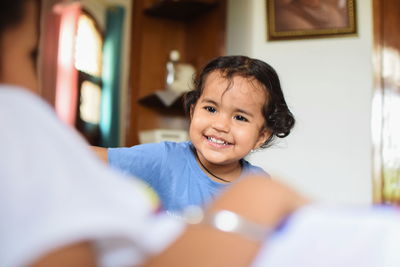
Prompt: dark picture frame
<box><xmin>267</xmin><ymin>0</ymin><xmax>357</xmax><ymax>41</ymax></box>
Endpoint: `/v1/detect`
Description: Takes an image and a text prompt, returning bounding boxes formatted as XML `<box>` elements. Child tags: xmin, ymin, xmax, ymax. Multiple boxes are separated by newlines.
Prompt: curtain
<box><xmin>100</xmin><ymin>6</ymin><xmax>125</xmax><ymax>147</ymax></box>
<box><xmin>54</xmin><ymin>2</ymin><xmax>81</xmax><ymax>126</ymax></box>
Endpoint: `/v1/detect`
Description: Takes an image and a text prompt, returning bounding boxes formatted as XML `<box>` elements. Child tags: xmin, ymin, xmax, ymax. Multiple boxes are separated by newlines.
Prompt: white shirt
<box><xmin>0</xmin><ymin>86</ymin><xmax>184</xmax><ymax>267</ymax></box>
<box><xmin>253</xmin><ymin>204</ymin><xmax>400</xmax><ymax>267</ymax></box>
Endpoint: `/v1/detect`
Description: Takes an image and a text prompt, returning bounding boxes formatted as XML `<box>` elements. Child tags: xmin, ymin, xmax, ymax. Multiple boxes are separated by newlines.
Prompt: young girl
<box><xmin>101</xmin><ymin>55</ymin><xmax>295</xmax><ymax>212</ymax></box>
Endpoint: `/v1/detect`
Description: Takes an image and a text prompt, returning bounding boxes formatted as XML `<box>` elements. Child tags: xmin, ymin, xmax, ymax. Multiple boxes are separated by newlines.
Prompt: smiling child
<box><xmin>99</xmin><ymin>55</ymin><xmax>295</xmax><ymax>212</ymax></box>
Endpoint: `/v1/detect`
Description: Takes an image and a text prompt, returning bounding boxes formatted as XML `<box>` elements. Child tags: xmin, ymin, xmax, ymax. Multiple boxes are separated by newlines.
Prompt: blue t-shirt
<box><xmin>109</xmin><ymin>141</ymin><xmax>267</xmax><ymax>212</ymax></box>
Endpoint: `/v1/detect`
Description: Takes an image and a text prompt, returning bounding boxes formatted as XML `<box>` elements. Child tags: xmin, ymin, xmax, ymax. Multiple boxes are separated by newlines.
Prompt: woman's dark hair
<box><xmin>0</xmin><ymin>0</ymin><xmax>36</xmax><ymax>76</ymax></box>
<box><xmin>183</xmin><ymin>55</ymin><xmax>295</xmax><ymax>148</ymax></box>
<box><xmin>0</xmin><ymin>0</ymin><xmax>27</xmax><ymax>36</ymax></box>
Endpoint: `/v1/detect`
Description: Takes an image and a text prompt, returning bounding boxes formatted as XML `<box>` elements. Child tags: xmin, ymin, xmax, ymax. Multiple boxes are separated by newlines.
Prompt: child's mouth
<box><xmin>206</xmin><ymin>136</ymin><xmax>232</xmax><ymax>146</ymax></box>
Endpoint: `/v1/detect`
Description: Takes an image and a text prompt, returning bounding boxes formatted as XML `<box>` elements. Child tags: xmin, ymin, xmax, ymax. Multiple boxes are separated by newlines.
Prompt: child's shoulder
<box><xmin>119</xmin><ymin>141</ymin><xmax>192</xmax><ymax>155</ymax></box>
<box><xmin>241</xmin><ymin>159</ymin><xmax>269</xmax><ymax>177</ymax></box>
<box><xmin>162</xmin><ymin>140</ymin><xmax>193</xmax><ymax>152</ymax></box>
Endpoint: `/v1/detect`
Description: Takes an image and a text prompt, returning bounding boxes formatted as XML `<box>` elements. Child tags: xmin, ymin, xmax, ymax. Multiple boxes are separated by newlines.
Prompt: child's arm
<box><xmin>92</xmin><ymin>146</ymin><xmax>108</xmax><ymax>163</ymax></box>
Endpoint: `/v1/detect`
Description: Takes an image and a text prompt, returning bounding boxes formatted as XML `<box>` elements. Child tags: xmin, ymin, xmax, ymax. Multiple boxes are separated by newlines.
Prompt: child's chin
<box><xmin>203</xmin><ymin>155</ymin><xmax>234</xmax><ymax>166</ymax></box>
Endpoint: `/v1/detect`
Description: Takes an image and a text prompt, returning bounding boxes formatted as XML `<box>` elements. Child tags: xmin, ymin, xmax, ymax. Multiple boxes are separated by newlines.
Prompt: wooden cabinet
<box><xmin>125</xmin><ymin>0</ymin><xmax>226</xmax><ymax>146</ymax></box>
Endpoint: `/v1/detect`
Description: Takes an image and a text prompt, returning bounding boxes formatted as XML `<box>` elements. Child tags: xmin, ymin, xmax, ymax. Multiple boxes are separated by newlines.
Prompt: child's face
<box><xmin>189</xmin><ymin>71</ymin><xmax>270</xmax><ymax>167</ymax></box>
<box><xmin>0</xmin><ymin>0</ymin><xmax>39</xmax><ymax>93</ymax></box>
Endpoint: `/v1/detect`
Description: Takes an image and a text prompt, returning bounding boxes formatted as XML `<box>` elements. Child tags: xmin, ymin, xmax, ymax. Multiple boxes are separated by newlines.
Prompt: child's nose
<box><xmin>212</xmin><ymin>114</ymin><xmax>230</xmax><ymax>132</ymax></box>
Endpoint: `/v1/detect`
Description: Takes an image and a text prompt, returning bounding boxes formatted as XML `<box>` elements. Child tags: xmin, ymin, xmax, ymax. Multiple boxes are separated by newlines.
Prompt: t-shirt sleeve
<box><xmin>108</xmin><ymin>143</ymin><xmax>166</xmax><ymax>186</ymax></box>
<box><xmin>242</xmin><ymin>160</ymin><xmax>270</xmax><ymax>178</ymax></box>
<box><xmin>0</xmin><ymin>89</ymin><xmax>184</xmax><ymax>267</ymax></box>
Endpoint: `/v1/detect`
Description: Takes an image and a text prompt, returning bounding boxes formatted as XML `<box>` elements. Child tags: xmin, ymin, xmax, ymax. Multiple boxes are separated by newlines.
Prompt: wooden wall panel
<box><xmin>372</xmin><ymin>0</ymin><xmax>400</xmax><ymax>204</ymax></box>
<box><xmin>126</xmin><ymin>0</ymin><xmax>226</xmax><ymax>146</ymax></box>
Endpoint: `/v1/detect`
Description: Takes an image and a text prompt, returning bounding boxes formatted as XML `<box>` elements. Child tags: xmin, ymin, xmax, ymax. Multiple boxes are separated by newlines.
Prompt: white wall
<box><xmin>227</xmin><ymin>0</ymin><xmax>374</xmax><ymax>204</ymax></box>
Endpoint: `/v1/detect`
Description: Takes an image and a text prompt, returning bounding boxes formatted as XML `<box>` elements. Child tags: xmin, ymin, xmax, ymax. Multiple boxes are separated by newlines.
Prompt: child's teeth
<box><xmin>209</xmin><ymin>137</ymin><xmax>225</xmax><ymax>144</ymax></box>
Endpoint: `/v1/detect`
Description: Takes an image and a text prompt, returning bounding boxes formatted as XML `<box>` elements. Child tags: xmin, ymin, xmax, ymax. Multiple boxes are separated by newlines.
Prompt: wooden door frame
<box><xmin>371</xmin><ymin>0</ymin><xmax>400</xmax><ymax>204</ymax></box>
<box><xmin>371</xmin><ymin>0</ymin><xmax>383</xmax><ymax>203</ymax></box>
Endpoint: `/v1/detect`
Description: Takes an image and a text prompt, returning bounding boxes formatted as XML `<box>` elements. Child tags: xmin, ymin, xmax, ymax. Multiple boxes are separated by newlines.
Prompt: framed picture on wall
<box><xmin>267</xmin><ymin>0</ymin><xmax>357</xmax><ymax>40</ymax></box>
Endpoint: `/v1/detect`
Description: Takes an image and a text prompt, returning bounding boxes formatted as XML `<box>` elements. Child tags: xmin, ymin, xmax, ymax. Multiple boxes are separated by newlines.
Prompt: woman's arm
<box><xmin>142</xmin><ymin>175</ymin><xmax>308</xmax><ymax>267</ymax></box>
<box><xmin>27</xmin><ymin>176</ymin><xmax>307</xmax><ymax>267</ymax></box>
<box><xmin>30</xmin><ymin>242</ymin><xmax>96</xmax><ymax>267</ymax></box>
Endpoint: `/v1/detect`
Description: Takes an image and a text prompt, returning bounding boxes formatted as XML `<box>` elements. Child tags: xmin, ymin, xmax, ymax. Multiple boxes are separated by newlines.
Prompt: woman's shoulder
<box><xmin>0</xmin><ymin>85</ymin><xmax>57</xmax><ymax>122</ymax></box>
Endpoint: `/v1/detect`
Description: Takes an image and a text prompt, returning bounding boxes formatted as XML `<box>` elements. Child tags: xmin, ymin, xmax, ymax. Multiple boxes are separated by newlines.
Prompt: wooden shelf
<box><xmin>144</xmin><ymin>1</ymin><xmax>217</xmax><ymax>21</ymax></box>
<box><xmin>138</xmin><ymin>90</ymin><xmax>185</xmax><ymax>114</ymax></box>
<box><xmin>126</xmin><ymin>0</ymin><xmax>226</xmax><ymax>146</ymax></box>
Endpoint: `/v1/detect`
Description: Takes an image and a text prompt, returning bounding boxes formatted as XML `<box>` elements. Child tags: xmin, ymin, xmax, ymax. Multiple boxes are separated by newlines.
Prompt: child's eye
<box><xmin>204</xmin><ymin>106</ymin><xmax>216</xmax><ymax>113</ymax></box>
<box><xmin>234</xmin><ymin>115</ymin><xmax>249</xmax><ymax>122</ymax></box>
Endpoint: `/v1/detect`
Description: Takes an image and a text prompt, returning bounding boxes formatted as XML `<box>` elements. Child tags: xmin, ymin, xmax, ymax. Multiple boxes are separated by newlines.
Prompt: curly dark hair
<box><xmin>183</xmin><ymin>55</ymin><xmax>295</xmax><ymax>148</ymax></box>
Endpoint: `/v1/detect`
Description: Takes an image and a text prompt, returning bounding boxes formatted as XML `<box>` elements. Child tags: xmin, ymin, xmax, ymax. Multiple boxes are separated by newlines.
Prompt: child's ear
<box><xmin>254</xmin><ymin>128</ymin><xmax>271</xmax><ymax>149</ymax></box>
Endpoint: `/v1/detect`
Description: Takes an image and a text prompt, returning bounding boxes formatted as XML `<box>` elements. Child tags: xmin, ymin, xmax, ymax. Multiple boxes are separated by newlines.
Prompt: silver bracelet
<box><xmin>183</xmin><ymin>206</ymin><xmax>270</xmax><ymax>242</ymax></box>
